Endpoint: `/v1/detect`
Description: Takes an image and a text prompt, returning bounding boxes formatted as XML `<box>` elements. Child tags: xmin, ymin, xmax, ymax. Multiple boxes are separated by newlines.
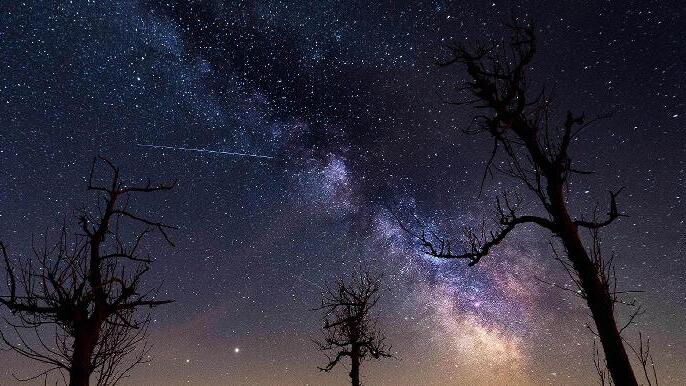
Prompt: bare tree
<box><xmin>0</xmin><ymin>157</ymin><xmax>176</xmax><ymax>385</ymax></box>
<box><xmin>627</xmin><ymin>332</ymin><xmax>659</xmax><ymax>386</ymax></box>
<box><xmin>403</xmin><ymin>19</ymin><xmax>645</xmax><ymax>385</ymax></box>
<box><xmin>313</xmin><ymin>271</ymin><xmax>393</xmax><ymax>386</ymax></box>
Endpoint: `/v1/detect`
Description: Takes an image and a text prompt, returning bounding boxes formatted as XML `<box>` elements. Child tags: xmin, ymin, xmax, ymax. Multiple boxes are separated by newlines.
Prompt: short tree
<box><xmin>0</xmin><ymin>157</ymin><xmax>176</xmax><ymax>385</ymax></box>
<box><xmin>314</xmin><ymin>271</ymin><xmax>393</xmax><ymax>386</ymax></box>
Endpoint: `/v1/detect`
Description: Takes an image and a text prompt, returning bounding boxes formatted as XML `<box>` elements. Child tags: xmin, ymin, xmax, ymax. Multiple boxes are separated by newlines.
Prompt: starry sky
<box><xmin>1</xmin><ymin>1</ymin><xmax>685</xmax><ymax>385</ymax></box>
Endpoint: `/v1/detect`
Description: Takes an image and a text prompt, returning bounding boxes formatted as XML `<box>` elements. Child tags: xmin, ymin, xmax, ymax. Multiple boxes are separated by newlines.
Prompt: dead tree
<box><xmin>313</xmin><ymin>272</ymin><xmax>393</xmax><ymax>386</ymax></box>
<box><xmin>405</xmin><ymin>19</ymin><xmax>642</xmax><ymax>385</ymax></box>
<box><xmin>0</xmin><ymin>157</ymin><xmax>176</xmax><ymax>385</ymax></box>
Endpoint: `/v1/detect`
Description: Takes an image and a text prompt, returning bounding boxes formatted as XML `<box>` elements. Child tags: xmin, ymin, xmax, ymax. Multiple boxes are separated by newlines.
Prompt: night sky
<box><xmin>1</xmin><ymin>1</ymin><xmax>685</xmax><ymax>385</ymax></box>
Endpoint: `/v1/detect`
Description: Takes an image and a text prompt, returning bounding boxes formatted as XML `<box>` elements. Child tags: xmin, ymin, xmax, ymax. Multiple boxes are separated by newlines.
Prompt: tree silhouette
<box><xmin>0</xmin><ymin>157</ymin><xmax>176</xmax><ymax>385</ymax></box>
<box><xmin>403</xmin><ymin>19</ymin><xmax>642</xmax><ymax>385</ymax></box>
<box><xmin>314</xmin><ymin>271</ymin><xmax>393</xmax><ymax>386</ymax></box>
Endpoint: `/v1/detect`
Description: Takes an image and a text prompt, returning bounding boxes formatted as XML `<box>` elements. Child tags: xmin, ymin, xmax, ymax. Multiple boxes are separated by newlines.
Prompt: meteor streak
<box><xmin>137</xmin><ymin>143</ymin><xmax>275</xmax><ymax>160</ymax></box>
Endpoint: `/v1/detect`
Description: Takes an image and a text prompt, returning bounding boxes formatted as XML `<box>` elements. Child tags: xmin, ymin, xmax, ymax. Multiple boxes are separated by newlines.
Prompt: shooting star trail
<box><xmin>137</xmin><ymin>143</ymin><xmax>275</xmax><ymax>160</ymax></box>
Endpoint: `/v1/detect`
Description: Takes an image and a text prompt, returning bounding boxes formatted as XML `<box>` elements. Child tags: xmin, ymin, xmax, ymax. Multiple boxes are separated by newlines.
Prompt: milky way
<box><xmin>1</xmin><ymin>1</ymin><xmax>685</xmax><ymax>385</ymax></box>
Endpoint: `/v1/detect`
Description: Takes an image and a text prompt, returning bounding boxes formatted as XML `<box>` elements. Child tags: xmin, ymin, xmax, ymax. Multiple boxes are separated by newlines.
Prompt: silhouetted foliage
<box><xmin>0</xmin><ymin>157</ymin><xmax>176</xmax><ymax>386</ymax></box>
<box><xmin>313</xmin><ymin>271</ymin><xmax>393</xmax><ymax>386</ymax></box>
<box><xmin>401</xmin><ymin>18</ymin><xmax>651</xmax><ymax>385</ymax></box>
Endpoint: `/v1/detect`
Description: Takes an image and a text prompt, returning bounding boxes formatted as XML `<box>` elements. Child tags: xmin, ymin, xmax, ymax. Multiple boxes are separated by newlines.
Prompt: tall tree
<box><xmin>407</xmin><ymin>19</ymin><xmax>640</xmax><ymax>385</ymax></box>
<box><xmin>0</xmin><ymin>157</ymin><xmax>176</xmax><ymax>385</ymax></box>
<box><xmin>314</xmin><ymin>271</ymin><xmax>393</xmax><ymax>386</ymax></box>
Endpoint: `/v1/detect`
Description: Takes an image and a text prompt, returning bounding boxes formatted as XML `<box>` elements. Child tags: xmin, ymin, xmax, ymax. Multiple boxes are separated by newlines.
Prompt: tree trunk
<box><xmin>69</xmin><ymin>327</ymin><xmax>97</xmax><ymax>386</ymax></box>
<box><xmin>69</xmin><ymin>367</ymin><xmax>90</xmax><ymax>386</ymax></box>
<box><xmin>69</xmin><ymin>346</ymin><xmax>91</xmax><ymax>386</ymax></box>
<box><xmin>549</xmin><ymin>183</ymin><xmax>638</xmax><ymax>386</ymax></box>
<box><xmin>563</xmin><ymin>228</ymin><xmax>638</xmax><ymax>385</ymax></box>
<box><xmin>349</xmin><ymin>343</ymin><xmax>361</xmax><ymax>386</ymax></box>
